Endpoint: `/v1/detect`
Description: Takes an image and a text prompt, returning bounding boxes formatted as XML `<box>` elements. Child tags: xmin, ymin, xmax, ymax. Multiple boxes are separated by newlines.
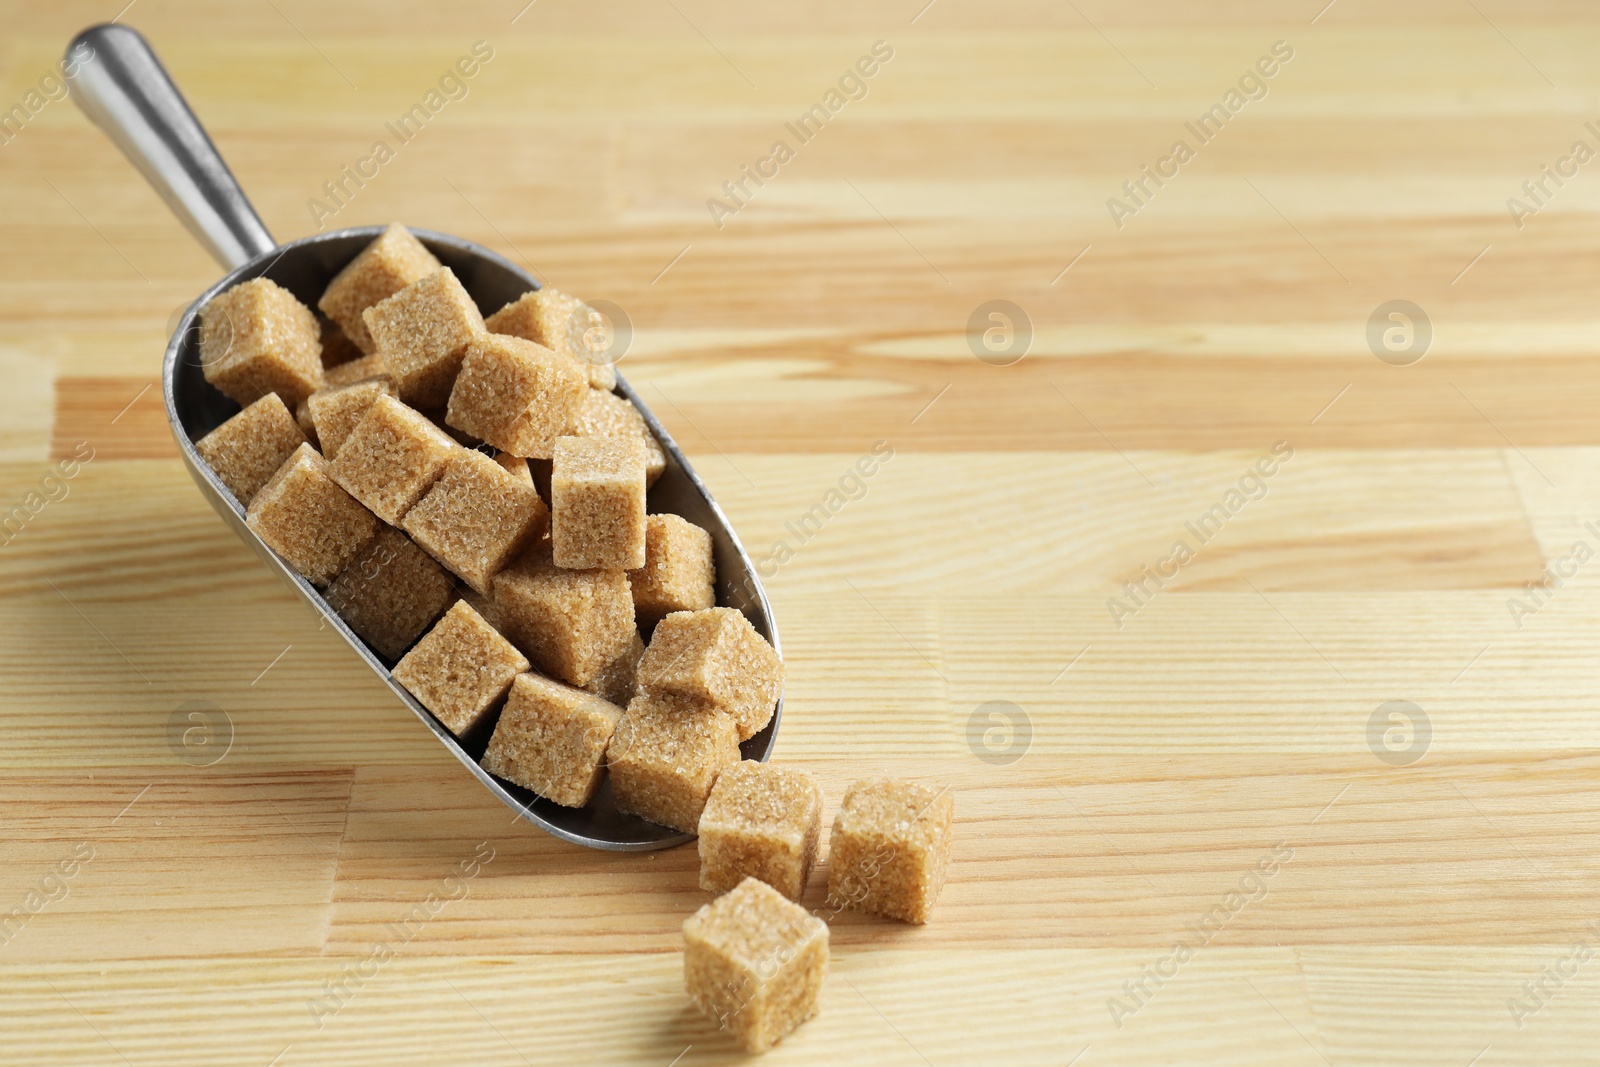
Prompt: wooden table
<box><xmin>4</xmin><ymin>2</ymin><xmax>1599</xmax><ymax>1063</ymax></box>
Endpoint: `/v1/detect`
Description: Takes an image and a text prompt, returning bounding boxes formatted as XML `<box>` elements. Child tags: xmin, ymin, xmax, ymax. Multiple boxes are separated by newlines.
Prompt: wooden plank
<box><xmin>4</xmin><ymin>948</ymin><xmax>1597</xmax><ymax>1066</ymax></box>
<box><xmin>54</xmin><ymin>355</ymin><xmax>1600</xmax><ymax>457</ymax></box>
<box><xmin>49</xmin><ymin>378</ymin><xmax>167</xmax><ymax>461</ymax></box>
<box><xmin>323</xmin><ymin>755</ymin><xmax>1600</xmax><ymax>955</ymax></box>
<box><xmin>0</xmin><ymin>770</ymin><xmax>352</xmax><ymax>962</ymax></box>
<box><xmin>0</xmin><ymin>451</ymin><xmax>1548</xmax><ymax>606</ymax></box>
<box><xmin>8</xmin><ymin>584</ymin><xmax>1600</xmax><ymax>769</ymax></box>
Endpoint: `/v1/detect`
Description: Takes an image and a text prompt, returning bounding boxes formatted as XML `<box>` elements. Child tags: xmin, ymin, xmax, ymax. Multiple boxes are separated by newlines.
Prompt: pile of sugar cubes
<box><xmin>686</xmin><ymin>770</ymin><xmax>955</xmax><ymax>1051</ymax></box>
<box><xmin>188</xmin><ymin>224</ymin><xmax>954</xmax><ymax>1054</ymax></box>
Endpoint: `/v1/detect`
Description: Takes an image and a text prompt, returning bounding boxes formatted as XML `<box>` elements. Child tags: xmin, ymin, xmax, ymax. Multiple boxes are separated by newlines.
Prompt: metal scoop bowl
<box><xmin>67</xmin><ymin>23</ymin><xmax>780</xmax><ymax>851</ymax></box>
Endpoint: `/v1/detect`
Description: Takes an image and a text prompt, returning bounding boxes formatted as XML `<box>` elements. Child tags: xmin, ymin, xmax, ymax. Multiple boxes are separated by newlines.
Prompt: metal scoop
<box><xmin>66</xmin><ymin>23</ymin><xmax>781</xmax><ymax>851</ymax></box>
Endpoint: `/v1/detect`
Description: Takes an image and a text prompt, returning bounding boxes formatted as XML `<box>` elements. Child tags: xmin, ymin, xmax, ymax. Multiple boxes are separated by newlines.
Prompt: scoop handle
<box><xmin>66</xmin><ymin>23</ymin><xmax>276</xmax><ymax>271</ymax></box>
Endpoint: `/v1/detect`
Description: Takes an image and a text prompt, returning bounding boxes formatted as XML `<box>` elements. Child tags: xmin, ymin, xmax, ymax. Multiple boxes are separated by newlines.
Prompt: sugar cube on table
<box><xmin>444</xmin><ymin>333</ymin><xmax>586</xmax><ymax>459</ymax></box>
<box><xmin>630</xmin><ymin>514</ymin><xmax>715</xmax><ymax>627</ymax></box>
<box><xmin>698</xmin><ymin>761</ymin><xmax>823</xmax><ymax>901</ymax></box>
<box><xmin>565</xmin><ymin>388</ymin><xmax>666</xmax><ymax>487</ymax></box>
<box><xmin>826</xmin><ymin>777</ymin><xmax>954</xmax><ymax>925</ymax></box>
<box><xmin>306</xmin><ymin>377</ymin><xmax>396</xmax><ymax>459</ymax></box>
<box><xmin>194</xmin><ymin>393</ymin><xmax>307</xmax><ymax>505</ymax></box>
<box><xmin>245</xmin><ymin>443</ymin><xmax>377</xmax><ymax>586</ymax></box>
<box><xmin>550</xmin><ymin>436</ymin><xmax>647</xmax><ymax>570</ymax></box>
<box><xmin>491</xmin><ymin>541</ymin><xmax>635</xmax><ymax>687</ymax></box>
<box><xmin>607</xmin><ymin>691</ymin><xmax>740</xmax><ymax>833</ymax></box>
<box><xmin>485</xmin><ymin>287</ymin><xmax>618</xmax><ymax>390</ymax></box>
<box><xmin>318</xmin><ymin>222</ymin><xmax>441</xmax><ymax>353</ymax></box>
<box><xmin>363</xmin><ymin>267</ymin><xmax>485</xmax><ymax>407</ymax></box>
<box><xmin>480</xmin><ymin>672</ymin><xmax>623</xmax><ymax>807</ymax></box>
<box><xmin>637</xmin><ymin>608</ymin><xmax>783</xmax><ymax>740</ymax></box>
<box><xmin>683</xmin><ymin>876</ymin><xmax>828</xmax><ymax>1053</ymax></box>
<box><xmin>392</xmin><ymin>600</ymin><xmax>529</xmax><ymax>738</ymax></box>
<box><xmin>323</xmin><ymin>526</ymin><xmax>455</xmax><ymax>660</ymax></box>
<box><xmin>328</xmin><ymin>394</ymin><xmax>461</xmax><ymax>525</ymax></box>
<box><xmin>199</xmin><ymin>277</ymin><xmax>325</xmax><ymax>408</ymax></box>
<box><xmin>402</xmin><ymin>449</ymin><xmax>548</xmax><ymax>594</ymax></box>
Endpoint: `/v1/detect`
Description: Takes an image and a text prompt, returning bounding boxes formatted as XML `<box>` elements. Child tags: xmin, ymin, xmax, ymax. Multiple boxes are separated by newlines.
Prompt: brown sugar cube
<box><xmin>444</xmin><ymin>334</ymin><xmax>586</xmax><ymax>459</ymax></box>
<box><xmin>582</xmin><ymin>629</ymin><xmax>643</xmax><ymax>708</ymax></box>
<box><xmin>245</xmin><ymin>444</ymin><xmax>377</xmax><ymax>586</ymax></box>
<box><xmin>328</xmin><ymin>395</ymin><xmax>461</xmax><ymax>525</ymax></box>
<box><xmin>495</xmin><ymin>452</ymin><xmax>533</xmax><ymax>486</ymax></box>
<box><xmin>683</xmin><ymin>877</ymin><xmax>828</xmax><ymax>1053</ymax></box>
<box><xmin>485</xmin><ymin>287</ymin><xmax>618</xmax><ymax>390</ymax></box>
<box><xmin>199</xmin><ymin>277</ymin><xmax>324</xmax><ymax>408</ymax></box>
<box><xmin>550</xmin><ymin>436</ymin><xmax>647</xmax><ymax>570</ymax></box>
<box><xmin>402</xmin><ymin>449</ymin><xmax>548</xmax><ymax>594</ymax></box>
<box><xmin>194</xmin><ymin>393</ymin><xmax>307</xmax><ymax>505</ymax></box>
<box><xmin>607</xmin><ymin>691</ymin><xmax>740</xmax><ymax>833</ymax></box>
<box><xmin>566</xmin><ymin>389</ymin><xmax>666</xmax><ymax>487</ymax></box>
<box><xmin>324</xmin><ymin>526</ymin><xmax>455</xmax><ymax>660</ymax></box>
<box><xmin>306</xmin><ymin>377</ymin><xmax>397</xmax><ymax>459</ymax></box>
<box><xmin>698</xmin><ymin>762</ymin><xmax>823</xmax><ymax>901</ymax></box>
<box><xmin>481</xmin><ymin>672</ymin><xmax>623</xmax><ymax>807</ymax></box>
<box><xmin>319</xmin><ymin>223</ymin><xmax>442</xmax><ymax>353</ymax></box>
<box><xmin>323</xmin><ymin>351</ymin><xmax>390</xmax><ymax>387</ymax></box>
<box><xmin>826</xmin><ymin>778</ymin><xmax>954</xmax><ymax>925</ymax></box>
<box><xmin>319</xmin><ymin>320</ymin><xmax>362</xmax><ymax>369</ymax></box>
<box><xmin>491</xmin><ymin>542</ymin><xmax>634</xmax><ymax>686</ymax></box>
<box><xmin>638</xmin><ymin>608</ymin><xmax>783</xmax><ymax>740</ymax></box>
<box><xmin>630</xmin><ymin>514</ymin><xmax>715</xmax><ymax>627</ymax></box>
<box><xmin>363</xmin><ymin>267</ymin><xmax>485</xmax><ymax>407</ymax></box>
<box><xmin>392</xmin><ymin>600</ymin><xmax>529</xmax><ymax>738</ymax></box>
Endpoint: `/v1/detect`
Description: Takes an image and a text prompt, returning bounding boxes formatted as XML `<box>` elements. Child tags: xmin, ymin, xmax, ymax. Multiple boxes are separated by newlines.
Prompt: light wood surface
<box><xmin>5</xmin><ymin>2</ymin><xmax>1600</xmax><ymax>1063</ymax></box>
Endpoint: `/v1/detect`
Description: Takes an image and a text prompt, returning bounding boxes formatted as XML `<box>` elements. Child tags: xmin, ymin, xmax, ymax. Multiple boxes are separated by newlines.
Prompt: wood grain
<box><xmin>51</xmin><ymin>353</ymin><xmax>1600</xmax><ymax>455</ymax></box>
<box><xmin>4</xmin><ymin>2</ymin><xmax>1600</xmax><ymax>1064</ymax></box>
